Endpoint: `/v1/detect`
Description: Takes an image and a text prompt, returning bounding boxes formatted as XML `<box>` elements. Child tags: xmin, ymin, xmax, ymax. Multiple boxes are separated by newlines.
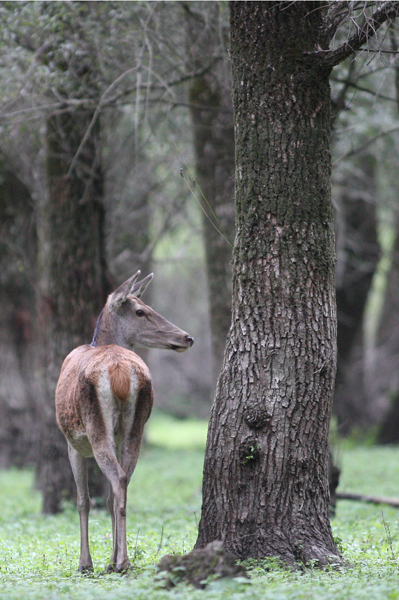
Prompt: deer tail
<box><xmin>108</xmin><ymin>359</ymin><xmax>131</xmax><ymax>403</ymax></box>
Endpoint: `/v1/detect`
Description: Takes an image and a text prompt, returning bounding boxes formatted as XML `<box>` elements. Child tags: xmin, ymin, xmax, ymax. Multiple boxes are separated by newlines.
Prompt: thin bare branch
<box><xmin>333</xmin><ymin>125</ymin><xmax>399</xmax><ymax>164</ymax></box>
<box><xmin>331</xmin><ymin>59</ymin><xmax>356</xmax><ymax>127</ymax></box>
<box><xmin>389</xmin><ymin>25</ymin><xmax>399</xmax><ymax>113</ymax></box>
<box><xmin>331</xmin><ymin>76</ymin><xmax>398</xmax><ymax>102</ymax></box>
<box><xmin>66</xmin><ymin>65</ymin><xmax>140</xmax><ymax>177</ymax></box>
<box><xmin>320</xmin><ymin>1</ymin><xmax>351</xmax><ymax>46</ymax></box>
<box><xmin>314</xmin><ymin>1</ymin><xmax>399</xmax><ymax>67</ymax></box>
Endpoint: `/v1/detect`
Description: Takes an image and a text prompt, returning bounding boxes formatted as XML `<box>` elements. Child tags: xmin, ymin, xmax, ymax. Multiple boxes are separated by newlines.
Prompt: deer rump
<box><xmin>56</xmin><ymin>344</ymin><xmax>153</xmax><ymax>461</ymax></box>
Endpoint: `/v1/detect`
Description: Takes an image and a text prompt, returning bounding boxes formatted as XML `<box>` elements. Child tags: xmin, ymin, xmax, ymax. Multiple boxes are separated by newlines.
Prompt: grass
<box><xmin>1</xmin><ymin>414</ymin><xmax>399</xmax><ymax>599</ymax></box>
<box><xmin>146</xmin><ymin>413</ymin><xmax>208</xmax><ymax>449</ymax></box>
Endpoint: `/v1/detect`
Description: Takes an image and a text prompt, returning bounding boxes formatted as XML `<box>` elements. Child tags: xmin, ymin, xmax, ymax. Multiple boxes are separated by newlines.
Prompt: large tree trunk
<box><xmin>36</xmin><ymin>111</ymin><xmax>109</xmax><ymax>513</ymax></box>
<box><xmin>196</xmin><ymin>2</ymin><xmax>341</xmax><ymax>565</ymax></box>
<box><xmin>186</xmin><ymin>4</ymin><xmax>235</xmax><ymax>384</ymax></box>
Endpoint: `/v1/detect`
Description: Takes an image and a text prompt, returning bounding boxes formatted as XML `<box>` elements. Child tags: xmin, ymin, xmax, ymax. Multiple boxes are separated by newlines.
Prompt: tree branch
<box><xmin>314</xmin><ymin>1</ymin><xmax>399</xmax><ymax>67</ymax></box>
<box><xmin>333</xmin><ymin>125</ymin><xmax>399</xmax><ymax>164</ymax></box>
<box><xmin>331</xmin><ymin>59</ymin><xmax>356</xmax><ymax>127</ymax></box>
<box><xmin>331</xmin><ymin>76</ymin><xmax>398</xmax><ymax>102</ymax></box>
<box><xmin>337</xmin><ymin>491</ymin><xmax>399</xmax><ymax>508</ymax></box>
<box><xmin>319</xmin><ymin>0</ymin><xmax>352</xmax><ymax>47</ymax></box>
<box><xmin>67</xmin><ymin>65</ymin><xmax>140</xmax><ymax>177</ymax></box>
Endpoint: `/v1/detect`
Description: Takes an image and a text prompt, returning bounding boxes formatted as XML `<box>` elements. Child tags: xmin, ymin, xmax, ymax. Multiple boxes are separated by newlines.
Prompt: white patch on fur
<box><xmin>70</xmin><ymin>431</ymin><xmax>94</xmax><ymax>458</ymax></box>
<box><xmin>95</xmin><ymin>368</ymin><xmax>140</xmax><ymax>458</ymax></box>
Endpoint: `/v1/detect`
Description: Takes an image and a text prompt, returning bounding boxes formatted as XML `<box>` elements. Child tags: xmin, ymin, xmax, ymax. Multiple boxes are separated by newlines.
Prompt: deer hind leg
<box><xmin>91</xmin><ymin>444</ymin><xmax>130</xmax><ymax>573</ymax></box>
<box><xmin>120</xmin><ymin>380</ymin><xmax>154</xmax><ymax>492</ymax></box>
<box><xmin>67</xmin><ymin>443</ymin><xmax>93</xmax><ymax>572</ymax></box>
<box><xmin>103</xmin><ymin>431</ymin><xmax>144</xmax><ymax>572</ymax></box>
<box><xmin>106</xmin><ymin>487</ymin><xmax>117</xmax><ymax>572</ymax></box>
<box><xmin>106</xmin><ymin>487</ymin><xmax>126</xmax><ymax>574</ymax></box>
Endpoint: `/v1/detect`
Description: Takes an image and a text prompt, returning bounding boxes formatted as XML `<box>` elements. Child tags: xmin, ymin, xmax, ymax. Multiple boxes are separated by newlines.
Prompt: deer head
<box><xmin>92</xmin><ymin>271</ymin><xmax>194</xmax><ymax>351</ymax></box>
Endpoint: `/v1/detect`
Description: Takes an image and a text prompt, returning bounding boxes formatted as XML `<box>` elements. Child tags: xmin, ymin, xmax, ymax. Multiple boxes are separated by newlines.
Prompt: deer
<box><xmin>55</xmin><ymin>271</ymin><xmax>194</xmax><ymax>573</ymax></box>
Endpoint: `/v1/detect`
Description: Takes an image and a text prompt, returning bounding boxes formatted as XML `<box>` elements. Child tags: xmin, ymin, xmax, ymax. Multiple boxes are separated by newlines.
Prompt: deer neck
<box><xmin>91</xmin><ymin>308</ymin><xmax>131</xmax><ymax>349</ymax></box>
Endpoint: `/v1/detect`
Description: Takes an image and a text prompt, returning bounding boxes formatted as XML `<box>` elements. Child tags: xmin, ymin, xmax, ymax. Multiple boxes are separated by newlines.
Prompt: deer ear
<box><xmin>132</xmin><ymin>273</ymin><xmax>153</xmax><ymax>298</ymax></box>
<box><xmin>110</xmin><ymin>271</ymin><xmax>141</xmax><ymax>307</ymax></box>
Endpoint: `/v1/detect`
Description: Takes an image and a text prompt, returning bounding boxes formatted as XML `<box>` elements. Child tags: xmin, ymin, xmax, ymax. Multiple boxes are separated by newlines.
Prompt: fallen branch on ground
<box><xmin>337</xmin><ymin>492</ymin><xmax>399</xmax><ymax>508</ymax></box>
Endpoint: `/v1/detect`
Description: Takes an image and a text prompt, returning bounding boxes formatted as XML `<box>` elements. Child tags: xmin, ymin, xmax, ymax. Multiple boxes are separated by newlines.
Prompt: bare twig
<box><xmin>333</xmin><ymin>125</ymin><xmax>399</xmax><ymax>164</ymax></box>
<box><xmin>389</xmin><ymin>26</ymin><xmax>399</xmax><ymax>114</ymax></box>
<box><xmin>313</xmin><ymin>1</ymin><xmax>399</xmax><ymax>67</ymax></box>
<box><xmin>320</xmin><ymin>0</ymin><xmax>351</xmax><ymax>47</ymax></box>
<box><xmin>331</xmin><ymin>76</ymin><xmax>397</xmax><ymax>102</ymax></box>
<box><xmin>331</xmin><ymin>59</ymin><xmax>356</xmax><ymax>126</ymax></box>
<box><xmin>66</xmin><ymin>66</ymin><xmax>140</xmax><ymax>177</ymax></box>
<box><xmin>177</xmin><ymin>146</ymin><xmax>234</xmax><ymax>249</ymax></box>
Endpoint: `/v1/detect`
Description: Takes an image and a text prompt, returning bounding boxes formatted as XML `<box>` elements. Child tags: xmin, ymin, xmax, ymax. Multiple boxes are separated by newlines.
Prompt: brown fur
<box><xmin>129</xmin><ymin>378</ymin><xmax>154</xmax><ymax>444</ymax></box>
<box><xmin>55</xmin><ymin>344</ymin><xmax>151</xmax><ymax>448</ymax></box>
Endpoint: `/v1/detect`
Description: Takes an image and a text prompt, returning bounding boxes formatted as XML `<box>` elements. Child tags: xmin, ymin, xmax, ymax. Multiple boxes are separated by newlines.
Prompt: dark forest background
<box><xmin>1</xmin><ymin>1</ymin><xmax>399</xmax><ymax>510</ymax></box>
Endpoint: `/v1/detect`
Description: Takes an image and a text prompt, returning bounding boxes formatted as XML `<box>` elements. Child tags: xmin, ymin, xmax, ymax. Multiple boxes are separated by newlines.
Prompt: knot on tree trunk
<box><xmin>244</xmin><ymin>405</ymin><xmax>271</xmax><ymax>430</ymax></box>
<box><xmin>239</xmin><ymin>438</ymin><xmax>261</xmax><ymax>466</ymax></box>
<box><xmin>156</xmin><ymin>541</ymin><xmax>248</xmax><ymax>589</ymax></box>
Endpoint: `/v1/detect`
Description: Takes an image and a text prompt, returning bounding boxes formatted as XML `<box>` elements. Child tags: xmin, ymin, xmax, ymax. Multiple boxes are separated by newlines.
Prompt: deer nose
<box><xmin>185</xmin><ymin>335</ymin><xmax>194</xmax><ymax>347</ymax></box>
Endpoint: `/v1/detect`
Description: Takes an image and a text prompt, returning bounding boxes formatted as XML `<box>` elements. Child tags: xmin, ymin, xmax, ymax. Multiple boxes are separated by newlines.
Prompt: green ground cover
<box><xmin>1</xmin><ymin>414</ymin><xmax>399</xmax><ymax>599</ymax></box>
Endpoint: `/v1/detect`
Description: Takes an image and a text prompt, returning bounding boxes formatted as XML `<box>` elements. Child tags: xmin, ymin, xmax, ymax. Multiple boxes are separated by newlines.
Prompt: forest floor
<box><xmin>1</xmin><ymin>414</ymin><xmax>399</xmax><ymax>599</ymax></box>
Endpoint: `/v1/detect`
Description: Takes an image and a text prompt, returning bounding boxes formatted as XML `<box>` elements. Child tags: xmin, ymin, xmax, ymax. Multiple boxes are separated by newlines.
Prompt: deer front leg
<box><xmin>67</xmin><ymin>443</ymin><xmax>93</xmax><ymax>572</ymax></box>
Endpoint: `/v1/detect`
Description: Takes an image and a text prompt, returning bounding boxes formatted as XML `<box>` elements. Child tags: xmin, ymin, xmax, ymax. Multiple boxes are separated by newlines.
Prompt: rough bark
<box><xmin>196</xmin><ymin>2</ymin><xmax>341</xmax><ymax>565</ymax></box>
<box><xmin>36</xmin><ymin>111</ymin><xmax>109</xmax><ymax>513</ymax></box>
<box><xmin>186</xmin><ymin>4</ymin><xmax>235</xmax><ymax>384</ymax></box>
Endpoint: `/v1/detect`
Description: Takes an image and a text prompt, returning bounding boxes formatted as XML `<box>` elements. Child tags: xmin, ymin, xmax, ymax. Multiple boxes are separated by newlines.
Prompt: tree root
<box><xmin>156</xmin><ymin>541</ymin><xmax>248</xmax><ymax>589</ymax></box>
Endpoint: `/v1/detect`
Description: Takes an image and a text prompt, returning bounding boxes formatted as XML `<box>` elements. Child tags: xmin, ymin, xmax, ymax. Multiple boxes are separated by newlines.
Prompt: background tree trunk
<box><xmin>186</xmin><ymin>4</ymin><xmax>235</xmax><ymax>385</ymax></box>
<box><xmin>372</xmin><ymin>37</ymin><xmax>399</xmax><ymax>444</ymax></box>
<box><xmin>36</xmin><ymin>111</ymin><xmax>109</xmax><ymax>513</ymax></box>
<box><xmin>333</xmin><ymin>157</ymin><xmax>380</xmax><ymax>433</ymax></box>
<box><xmin>0</xmin><ymin>157</ymin><xmax>37</xmax><ymax>467</ymax></box>
<box><xmin>375</xmin><ymin>223</ymin><xmax>399</xmax><ymax>443</ymax></box>
<box><xmin>105</xmin><ymin>125</ymin><xmax>154</xmax><ymax>370</ymax></box>
<box><xmin>196</xmin><ymin>1</ymin><xmax>341</xmax><ymax>565</ymax></box>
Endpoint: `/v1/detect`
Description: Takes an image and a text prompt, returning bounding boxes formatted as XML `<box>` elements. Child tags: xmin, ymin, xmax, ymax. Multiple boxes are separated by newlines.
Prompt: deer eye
<box><xmin>136</xmin><ymin>309</ymin><xmax>145</xmax><ymax>317</ymax></box>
